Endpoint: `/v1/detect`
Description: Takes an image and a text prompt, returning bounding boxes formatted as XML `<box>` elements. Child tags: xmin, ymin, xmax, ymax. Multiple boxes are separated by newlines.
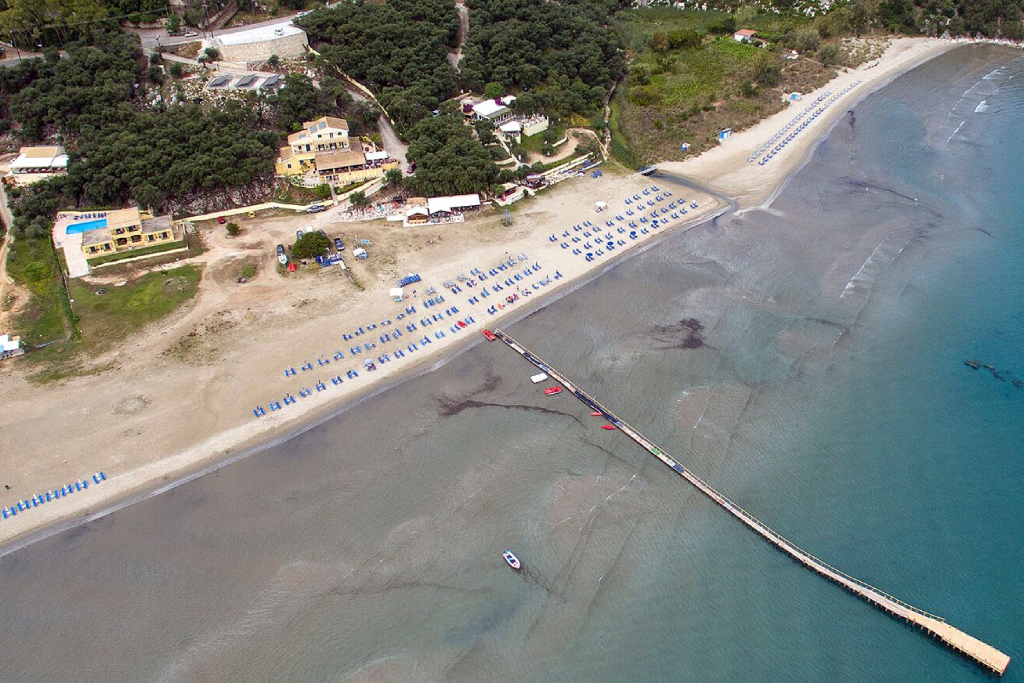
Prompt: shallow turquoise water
<box><xmin>0</xmin><ymin>45</ymin><xmax>1021</xmax><ymax>683</ymax></box>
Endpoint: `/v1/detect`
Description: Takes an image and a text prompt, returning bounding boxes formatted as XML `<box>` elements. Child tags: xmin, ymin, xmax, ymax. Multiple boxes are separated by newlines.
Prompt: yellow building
<box><xmin>275</xmin><ymin>116</ymin><xmax>351</xmax><ymax>176</ymax></box>
<box><xmin>53</xmin><ymin>208</ymin><xmax>179</xmax><ymax>258</ymax></box>
<box><xmin>314</xmin><ymin>149</ymin><xmax>400</xmax><ymax>186</ymax></box>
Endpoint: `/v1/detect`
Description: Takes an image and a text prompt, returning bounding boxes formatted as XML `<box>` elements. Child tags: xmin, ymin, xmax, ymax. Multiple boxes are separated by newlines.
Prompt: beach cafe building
<box><xmin>403</xmin><ymin>194</ymin><xmax>481</xmax><ymax>226</ymax></box>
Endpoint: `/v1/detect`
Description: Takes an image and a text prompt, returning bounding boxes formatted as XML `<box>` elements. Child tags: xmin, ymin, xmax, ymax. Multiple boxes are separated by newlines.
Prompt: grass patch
<box><xmin>86</xmin><ymin>239</ymin><xmax>187</xmax><ymax>267</ymax></box>
<box><xmin>612</xmin><ymin>8</ymin><xmax>835</xmax><ymax>164</ymax></box>
<box><xmin>69</xmin><ymin>265</ymin><xmax>203</xmax><ymax>354</ymax></box>
<box><xmin>6</xmin><ymin>237</ymin><xmax>73</xmax><ymax>347</ymax></box>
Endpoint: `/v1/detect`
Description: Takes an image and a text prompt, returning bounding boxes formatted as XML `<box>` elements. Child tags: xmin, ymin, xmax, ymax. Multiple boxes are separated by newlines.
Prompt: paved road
<box><xmin>132</xmin><ymin>1</ymin><xmax>341</xmax><ymax>51</ymax></box>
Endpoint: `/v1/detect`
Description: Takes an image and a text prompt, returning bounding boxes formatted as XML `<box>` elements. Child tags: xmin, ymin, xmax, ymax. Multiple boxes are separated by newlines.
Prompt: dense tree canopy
<box><xmin>6</xmin><ymin>31</ymin><xmax>141</xmax><ymax>140</ymax></box>
<box><xmin>299</xmin><ymin>0</ymin><xmax>459</xmax><ymax>131</ymax></box>
<box><xmin>268</xmin><ymin>73</ymin><xmax>352</xmax><ymax>132</ymax></box>
<box><xmin>405</xmin><ymin>115</ymin><xmax>498</xmax><ymax>197</ymax></box>
<box><xmin>460</xmin><ymin>0</ymin><xmax>626</xmax><ymax>118</ymax></box>
<box><xmin>69</xmin><ymin>104</ymin><xmax>279</xmax><ymax>210</ymax></box>
<box><xmin>1</xmin><ymin>30</ymin><xmax>278</xmax><ymax>213</ymax></box>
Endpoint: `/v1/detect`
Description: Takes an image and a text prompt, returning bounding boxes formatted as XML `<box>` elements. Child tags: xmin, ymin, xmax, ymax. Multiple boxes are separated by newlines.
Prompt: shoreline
<box><xmin>0</xmin><ymin>36</ymin><xmax>964</xmax><ymax>553</ymax></box>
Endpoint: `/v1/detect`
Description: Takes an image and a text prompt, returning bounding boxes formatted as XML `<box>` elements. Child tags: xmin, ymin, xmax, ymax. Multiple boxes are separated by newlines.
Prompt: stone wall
<box><xmin>218</xmin><ymin>31</ymin><xmax>307</xmax><ymax>63</ymax></box>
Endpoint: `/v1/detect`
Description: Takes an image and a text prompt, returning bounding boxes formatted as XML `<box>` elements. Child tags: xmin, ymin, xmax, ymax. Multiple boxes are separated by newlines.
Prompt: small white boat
<box><xmin>502</xmin><ymin>549</ymin><xmax>522</xmax><ymax>570</ymax></box>
<box><xmin>530</xmin><ymin>373</ymin><xmax>548</xmax><ymax>384</ymax></box>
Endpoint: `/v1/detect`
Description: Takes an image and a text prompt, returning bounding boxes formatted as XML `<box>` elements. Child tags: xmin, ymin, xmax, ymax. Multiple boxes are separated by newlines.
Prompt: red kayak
<box><xmin>482</xmin><ymin>329</ymin><xmax>497</xmax><ymax>341</ymax></box>
<box><xmin>457</xmin><ymin>320</ymin><xmax>467</xmax><ymax>328</ymax></box>
<box><xmin>601</xmin><ymin>425</ymin><xmax>616</xmax><ymax>430</ymax></box>
<box><xmin>590</xmin><ymin>411</ymin><xmax>602</xmax><ymax>416</ymax></box>
<box><xmin>544</xmin><ymin>386</ymin><xmax>562</xmax><ymax>396</ymax></box>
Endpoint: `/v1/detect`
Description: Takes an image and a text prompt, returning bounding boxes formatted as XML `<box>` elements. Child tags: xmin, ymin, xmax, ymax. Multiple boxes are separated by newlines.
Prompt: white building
<box><xmin>472</xmin><ymin>96</ymin><xmax>517</xmax><ymax>124</ymax></box>
<box><xmin>214</xmin><ymin>24</ymin><xmax>308</xmax><ymax>64</ymax></box>
<box><xmin>6</xmin><ymin>146</ymin><xmax>68</xmax><ymax>186</ymax></box>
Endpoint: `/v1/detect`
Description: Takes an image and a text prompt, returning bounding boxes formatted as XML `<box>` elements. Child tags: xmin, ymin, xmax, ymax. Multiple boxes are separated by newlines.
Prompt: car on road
<box><xmin>306</xmin><ymin>204</ymin><xmax>325</xmax><ymax>214</ymax></box>
<box><xmin>334</xmin><ymin>238</ymin><xmax>345</xmax><ymax>251</ymax></box>
<box><xmin>296</xmin><ymin>229</ymin><xmax>304</xmax><ymax>240</ymax></box>
<box><xmin>217</xmin><ymin>216</ymin><xmax>226</xmax><ymax>224</ymax></box>
<box><xmin>182</xmin><ymin>31</ymin><xmax>198</xmax><ymax>38</ymax></box>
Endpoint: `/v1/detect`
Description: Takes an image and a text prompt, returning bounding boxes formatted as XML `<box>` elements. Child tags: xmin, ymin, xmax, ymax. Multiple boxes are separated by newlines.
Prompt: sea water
<box><xmin>1</xmin><ymin>45</ymin><xmax>1022</xmax><ymax>683</ymax></box>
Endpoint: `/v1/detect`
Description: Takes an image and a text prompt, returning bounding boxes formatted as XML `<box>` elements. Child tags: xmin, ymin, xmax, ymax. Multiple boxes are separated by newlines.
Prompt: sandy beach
<box><xmin>0</xmin><ymin>36</ymin><xmax>958</xmax><ymax>549</ymax></box>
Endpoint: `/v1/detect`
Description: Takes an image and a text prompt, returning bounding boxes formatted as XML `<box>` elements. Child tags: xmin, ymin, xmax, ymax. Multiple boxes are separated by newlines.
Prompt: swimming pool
<box><xmin>65</xmin><ymin>218</ymin><xmax>107</xmax><ymax>234</ymax></box>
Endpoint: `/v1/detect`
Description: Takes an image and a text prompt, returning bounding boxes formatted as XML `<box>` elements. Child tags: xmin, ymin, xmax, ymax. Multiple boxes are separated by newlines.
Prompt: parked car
<box><xmin>217</xmin><ymin>216</ymin><xmax>227</xmax><ymax>224</ymax></box>
<box><xmin>333</xmin><ymin>238</ymin><xmax>345</xmax><ymax>251</ymax></box>
<box><xmin>248</xmin><ymin>210</ymin><xmax>256</xmax><ymax>219</ymax></box>
<box><xmin>406</xmin><ymin>162</ymin><xmax>416</xmax><ymax>173</ymax></box>
<box><xmin>183</xmin><ymin>31</ymin><xmax>198</xmax><ymax>38</ymax></box>
<box><xmin>296</xmin><ymin>230</ymin><xmax>304</xmax><ymax>240</ymax></box>
<box><xmin>276</xmin><ymin>244</ymin><xmax>285</xmax><ymax>255</ymax></box>
<box><xmin>278</xmin><ymin>253</ymin><xmax>288</xmax><ymax>266</ymax></box>
<box><xmin>306</xmin><ymin>204</ymin><xmax>325</xmax><ymax>214</ymax></box>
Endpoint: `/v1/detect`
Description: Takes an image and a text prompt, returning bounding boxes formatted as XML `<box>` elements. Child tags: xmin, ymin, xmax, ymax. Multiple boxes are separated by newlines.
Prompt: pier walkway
<box><xmin>494</xmin><ymin>330</ymin><xmax>1011</xmax><ymax>676</ymax></box>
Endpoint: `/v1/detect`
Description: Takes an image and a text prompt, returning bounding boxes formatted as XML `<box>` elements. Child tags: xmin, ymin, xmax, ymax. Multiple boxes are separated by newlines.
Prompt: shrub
<box><xmin>168</xmin><ymin>62</ymin><xmax>183</xmax><ymax>78</ymax></box>
<box><xmin>292</xmin><ymin>231</ymin><xmax>330</xmax><ymax>260</ymax></box>
<box><xmin>818</xmin><ymin>43</ymin><xmax>843</xmax><ymax>66</ymax></box>
<box><xmin>315</xmin><ymin>184</ymin><xmax>332</xmax><ymax>200</ymax></box>
<box><xmin>349</xmin><ymin>190</ymin><xmax>369</xmax><ymax>208</ymax></box>
<box><xmin>795</xmin><ymin>29</ymin><xmax>821</xmax><ymax>52</ymax></box>
<box><xmin>225</xmin><ymin>222</ymin><xmax>240</xmax><ymax>236</ymax></box>
<box><xmin>267</xmin><ymin>54</ymin><xmax>280</xmax><ymax>68</ymax></box>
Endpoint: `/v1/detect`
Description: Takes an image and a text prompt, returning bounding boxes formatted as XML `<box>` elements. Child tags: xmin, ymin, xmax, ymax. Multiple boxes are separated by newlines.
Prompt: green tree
<box><xmin>225</xmin><ymin>221</ymin><xmax>241</xmax><ymax>236</ymax></box>
<box><xmin>349</xmin><ymin>190</ymin><xmax>369</xmax><ymax>207</ymax></box>
<box><xmin>315</xmin><ymin>184</ymin><xmax>332</xmax><ymax>200</ymax></box>
<box><xmin>818</xmin><ymin>43</ymin><xmax>843</xmax><ymax>66</ymax></box>
<box><xmin>483</xmin><ymin>81</ymin><xmax>504</xmax><ymax>99</ymax></box>
<box><xmin>292</xmin><ymin>231</ymin><xmax>330</xmax><ymax>259</ymax></box>
<box><xmin>168</xmin><ymin>61</ymin><xmax>183</xmax><ymax>77</ymax></box>
<box><xmin>203</xmin><ymin>46</ymin><xmax>220</xmax><ymax>62</ymax></box>
<box><xmin>384</xmin><ymin>167</ymin><xmax>403</xmax><ymax>187</ymax></box>
<box><xmin>165</xmin><ymin>12</ymin><xmax>181</xmax><ymax>34</ymax></box>
<box><xmin>267</xmin><ymin>54</ymin><xmax>280</xmax><ymax>68</ymax></box>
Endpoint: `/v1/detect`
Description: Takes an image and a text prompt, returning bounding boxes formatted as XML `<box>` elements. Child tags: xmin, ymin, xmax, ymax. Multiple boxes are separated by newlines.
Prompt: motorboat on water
<box><xmin>503</xmin><ymin>549</ymin><xmax>522</xmax><ymax>570</ymax></box>
<box><xmin>482</xmin><ymin>329</ymin><xmax>497</xmax><ymax>341</ymax></box>
<box><xmin>544</xmin><ymin>386</ymin><xmax>562</xmax><ymax>396</ymax></box>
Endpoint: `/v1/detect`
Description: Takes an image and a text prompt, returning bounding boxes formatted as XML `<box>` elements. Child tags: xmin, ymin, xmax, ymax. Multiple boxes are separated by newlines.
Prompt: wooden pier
<box><xmin>493</xmin><ymin>330</ymin><xmax>1011</xmax><ymax>676</ymax></box>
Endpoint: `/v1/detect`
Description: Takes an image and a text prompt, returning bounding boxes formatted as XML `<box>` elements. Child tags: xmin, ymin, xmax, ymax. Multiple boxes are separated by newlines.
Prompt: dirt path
<box><xmin>446</xmin><ymin>0</ymin><xmax>469</xmax><ymax>70</ymax></box>
<box><xmin>0</xmin><ymin>179</ymin><xmax>22</xmax><ymax>332</ymax></box>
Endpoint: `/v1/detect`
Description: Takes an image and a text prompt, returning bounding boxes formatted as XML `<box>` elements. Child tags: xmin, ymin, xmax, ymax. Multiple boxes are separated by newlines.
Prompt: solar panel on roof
<box><xmin>261</xmin><ymin>74</ymin><xmax>282</xmax><ymax>88</ymax></box>
<box><xmin>235</xmin><ymin>75</ymin><xmax>257</xmax><ymax>87</ymax></box>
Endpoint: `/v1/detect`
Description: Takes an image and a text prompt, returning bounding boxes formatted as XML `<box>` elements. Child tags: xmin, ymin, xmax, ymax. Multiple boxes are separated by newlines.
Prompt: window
<box><xmin>160</xmin><ymin>232</ymin><xmax>169</xmax><ymax>239</ymax></box>
<box><xmin>116</xmin><ymin>238</ymin><xmax>128</xmax><ymax>246</ymax></box>
<box><xmin>147</xmin><ymin>235</ymin><xmax>155</xmax><ymax>242</ymax></box>
<box><xmin>130</xmin><ymin>235</ymin><xmax>142</xmax><ymax>243</ymax></box>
